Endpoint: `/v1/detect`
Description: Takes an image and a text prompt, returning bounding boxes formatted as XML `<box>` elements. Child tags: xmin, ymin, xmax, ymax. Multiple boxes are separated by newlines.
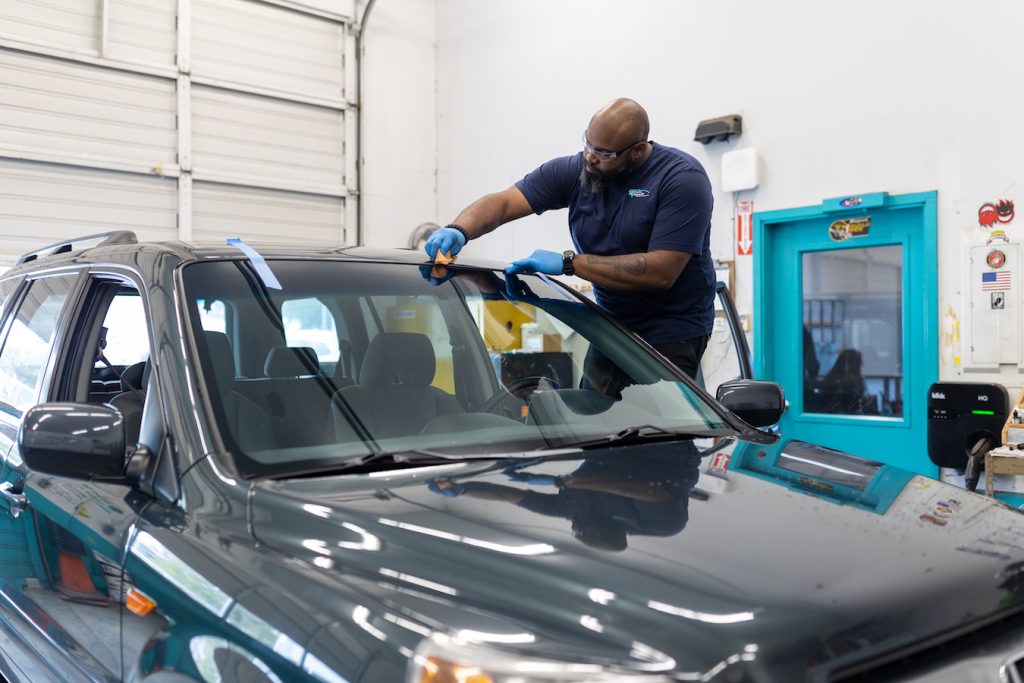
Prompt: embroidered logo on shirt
<box><xmin>628</xmin><ymin>189</ymin><xmax>651</xmax><ymax>198</ymax></box>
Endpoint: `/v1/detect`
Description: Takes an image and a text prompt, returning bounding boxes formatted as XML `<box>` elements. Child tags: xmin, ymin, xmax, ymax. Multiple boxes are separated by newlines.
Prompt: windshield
<box><xmin>181</xmin><ymin>260</ymin><xmax>730</xmax><ymax>477</ymax></box>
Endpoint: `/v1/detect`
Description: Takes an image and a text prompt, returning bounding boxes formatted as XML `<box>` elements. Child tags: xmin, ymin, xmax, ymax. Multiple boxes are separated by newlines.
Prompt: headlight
<box><xmin>408</xmin><ymin>635</ymin><xmax>675</xmax><ymax>682</ymax></box>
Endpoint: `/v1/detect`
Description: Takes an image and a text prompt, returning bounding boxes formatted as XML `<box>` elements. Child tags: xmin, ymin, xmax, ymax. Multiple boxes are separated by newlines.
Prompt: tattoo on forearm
<box><xmin>622</xmin><ymin>256</ymin><xmax>646</xmax><ymax>276</ymax></box>
<box><xmin>585</xmin><ymin>254</ymin><xmax>647</xmax><ymax>278</ymax></box>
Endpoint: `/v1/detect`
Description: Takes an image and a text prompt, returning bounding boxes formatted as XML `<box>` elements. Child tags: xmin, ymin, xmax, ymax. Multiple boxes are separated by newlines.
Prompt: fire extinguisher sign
<box><xmin>737</xmin><ymin>200</ymin><xmax>753</xmax><ymax>256</ymax></box>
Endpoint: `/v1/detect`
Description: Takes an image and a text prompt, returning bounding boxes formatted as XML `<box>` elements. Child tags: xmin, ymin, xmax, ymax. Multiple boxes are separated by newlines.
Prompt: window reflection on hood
<box><xmin>428</xmin><ymin>443</ymin><xmax>702</xmax><ymax>552</ymax></box>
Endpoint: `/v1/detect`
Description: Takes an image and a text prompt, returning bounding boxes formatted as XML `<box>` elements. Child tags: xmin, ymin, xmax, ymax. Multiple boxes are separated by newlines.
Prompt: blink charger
<box><xmin>927</xmin><ymin>382</ymin><xmax>1009</xmax><ymax>469</ymax></box>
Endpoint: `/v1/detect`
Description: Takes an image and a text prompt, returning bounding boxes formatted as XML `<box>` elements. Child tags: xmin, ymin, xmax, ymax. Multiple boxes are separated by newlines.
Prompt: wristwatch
<box><xmin>562</xmin><ymin>250</ymin><xmax>576</xmax><ymax>276</ymax></box>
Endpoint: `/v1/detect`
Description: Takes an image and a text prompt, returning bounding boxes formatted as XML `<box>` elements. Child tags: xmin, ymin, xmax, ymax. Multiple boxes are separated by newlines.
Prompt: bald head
<box><xmin>580</xmin><ymin>99</ymin><xmax>652</xmax><ymax>193</ymax></box>
<box><xmin>588</xmin><ymin>98</ymin><xmax>650</xmax><ymax>147</ymax></box>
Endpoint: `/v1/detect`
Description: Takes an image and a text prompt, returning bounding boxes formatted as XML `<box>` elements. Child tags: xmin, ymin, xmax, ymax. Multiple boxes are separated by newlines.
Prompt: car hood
<box><xmin>249</xmin><ymin>438</ymin><xmax>1024</xmax><ymax>680</ymax></box>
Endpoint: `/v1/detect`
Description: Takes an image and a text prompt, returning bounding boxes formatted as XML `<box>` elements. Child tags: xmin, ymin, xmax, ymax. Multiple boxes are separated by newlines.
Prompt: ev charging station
<box><xmin>926</xmin><ymin>382</ymin><xmax>1024</xmax><ymax>503</ymax></box>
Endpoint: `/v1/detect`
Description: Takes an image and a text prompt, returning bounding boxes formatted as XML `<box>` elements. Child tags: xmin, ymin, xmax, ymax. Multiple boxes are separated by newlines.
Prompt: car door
<box><xmin>0</xmin><ymin>273</ymin><xmax>152</xmax><ymax>683</ymax></box>
<box><xmin>0</xmin><ymin>274</ymin><xmax>27</xmax><ymax>473</ymax></box>
<box><xmin>0</xmin><ymin>273</ymin><xmax>41</xmax><ymax>683</ymax></box>
<box><xmin>0</xmin><ymin>271</ymin><xmax>109</xmax><ymax>683</ymax></box>
<box><xmin>697</xmin><ymin>281</ymin><xmax>753</xmax><ymax>396</ymax></box>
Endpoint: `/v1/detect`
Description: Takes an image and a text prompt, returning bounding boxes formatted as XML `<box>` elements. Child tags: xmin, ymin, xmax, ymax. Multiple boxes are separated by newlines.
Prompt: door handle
<box><xmin>0</xmin><ymin>482</ymin><xmax>27</xmax><ymax>519</ymax></box>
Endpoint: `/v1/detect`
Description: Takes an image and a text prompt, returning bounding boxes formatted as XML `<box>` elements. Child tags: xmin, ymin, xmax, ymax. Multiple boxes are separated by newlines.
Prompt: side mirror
<box><xmin>19</xmin><ymin>403</ymin><xmax>128</xmax><ymax>480</ymax></box>
<box><xmin>716</xmin><ymin>380</ymin><xmax>785</xmax><ymax>427</ymax></box>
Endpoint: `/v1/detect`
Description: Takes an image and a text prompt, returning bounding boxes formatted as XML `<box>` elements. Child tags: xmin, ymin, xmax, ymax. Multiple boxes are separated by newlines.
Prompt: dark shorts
<box><xmin>581</xmin><ymin>334</ymin><xmax>711</xmax><ymax>398</ymax></box>
<box><xmin>651</xmin><ymin>335</ymin><xmax>711</xmax><ymax>379</ymax></box>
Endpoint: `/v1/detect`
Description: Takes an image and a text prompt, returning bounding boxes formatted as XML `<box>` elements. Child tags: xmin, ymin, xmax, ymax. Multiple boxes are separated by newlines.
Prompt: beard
<box><xmin>579</xmin><ymin>156</ymin><xmax>640</xmax><ymax>195</ymax></box>
<box><xmin>579</xmin><ymin>167</ymin><xmax>608</xmax><ymax>194</ymax></box>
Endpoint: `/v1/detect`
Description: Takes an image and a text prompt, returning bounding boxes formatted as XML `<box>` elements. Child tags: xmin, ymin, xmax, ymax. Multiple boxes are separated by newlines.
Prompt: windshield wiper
<box><xmin>268</xmin><ymin>447</ymin><xmax>542</xmax><ymax>480</ymax></box>
<box><xmin>548</xmin><ymin>424</ymin><xmax>736</xmax><ymax>450</ymax></box>
<box><xmin>267</xmin><ymin>449</ymin><xmax>460</xmax><ymax>480</ymax></box>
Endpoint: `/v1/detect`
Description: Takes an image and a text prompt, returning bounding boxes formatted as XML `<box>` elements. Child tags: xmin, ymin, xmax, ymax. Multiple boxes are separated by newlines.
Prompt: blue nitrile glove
<box><xmin>505</xmin><ymin>249</ymin><xmax>563</xmax><ymax>276</ymax></box>
<box><xmin>503</xmin><ymin>274</ymin><xmax>530</xmax><ymax>301</ymax></box>
<box><xmin>424</xmin><ymin>227</ymin><xmax>467</xmax><ymax>261</ymax></box>
<box><xmin>427</xmin><ymin>478</ymin><xmax>465</xmax><ymax>497</ymax></box>
<box><xmin>504</xmin><ymin>471</ymin><xmax>562</xmax><ymax>486</ymax></box>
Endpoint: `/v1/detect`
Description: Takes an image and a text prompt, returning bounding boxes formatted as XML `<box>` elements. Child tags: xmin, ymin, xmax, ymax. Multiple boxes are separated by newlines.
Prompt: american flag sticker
<box><xmin>982</xmin><ymin>270</ymin><xmax>1012</xmax><ymax>291</ymax></box>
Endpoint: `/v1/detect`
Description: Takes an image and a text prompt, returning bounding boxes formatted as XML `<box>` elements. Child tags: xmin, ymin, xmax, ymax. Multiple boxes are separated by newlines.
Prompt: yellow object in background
<box><xmin>481</xmin><ymin>300</ymin><xmax>534</xmax><ymax>352</ymax></box>
<box><xmin>482</xmin><ymin>315</ymin><xmax>516</xmax><ymax>351</ymax></box>
<box><xmin>430</xmin><ymin>356</ymin><xmax>455</xmax><ymax>393</ymax></box>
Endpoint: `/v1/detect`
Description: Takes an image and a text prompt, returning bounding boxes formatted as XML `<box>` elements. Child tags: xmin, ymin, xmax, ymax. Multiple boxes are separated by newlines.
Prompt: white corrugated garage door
<box><xmin>0</xmin><ymin>160</ymin><xmax>179</xmax><ymax>255</ymax></box>
<box><xmin>0</xmin><ymin>0</ymin><xmax>356</xmax><ymax>266</ymax></box>
<box><xmin>192</xmin><ymin>183</ymin><xmax>345</xmax><ymax>243</ymax></box>
<box><xmin>0</xmin><ymin>49</ymin><xmax>177</xmax><ymax>172</ymax></box>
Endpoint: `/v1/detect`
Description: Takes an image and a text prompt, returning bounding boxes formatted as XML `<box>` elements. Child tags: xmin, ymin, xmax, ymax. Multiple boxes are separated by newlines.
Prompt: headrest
<box><xmin>360</xmin><ymin>333</ymin><xmax>435</xmax><ymax>387</ymax></box>
<box><xmin>204</xmin><ymin>331</ymin><xmax>236</xmax><ymax>394</ymax></box>
<box><xmin>333</xmin><ymin>362</ymin><xmax>355</xmax><ymax>389</ymax></box>
<box><xmin>120</xmin><ymin>360</ymin><xmax>151</xmax><ymax>392</ymax></box>
<box><xmin>265</xmin><ymin>346</ymin><xmax>320</xmax><ymax>378</ymax></box>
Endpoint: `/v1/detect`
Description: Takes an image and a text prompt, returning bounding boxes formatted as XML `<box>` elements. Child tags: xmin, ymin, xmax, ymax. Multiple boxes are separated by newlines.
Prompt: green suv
<box><xmin>0</xmin><ymin>231</ymin><xmax>1019</xmax><ymax>683</ymax></box>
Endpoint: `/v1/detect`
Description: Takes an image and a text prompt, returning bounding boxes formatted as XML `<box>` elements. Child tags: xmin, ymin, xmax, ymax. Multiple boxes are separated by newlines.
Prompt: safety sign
<box><xmin>736</xmin><ymin>201</ymin><xmax>753</xmax><ymax>256</ymax></box>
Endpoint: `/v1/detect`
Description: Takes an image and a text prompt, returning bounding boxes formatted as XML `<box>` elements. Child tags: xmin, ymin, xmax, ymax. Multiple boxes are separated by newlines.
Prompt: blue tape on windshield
<box><xmin>226</xmin><ymin>238</ymin><xmax>282</xmax><ymax>290</ymax></box>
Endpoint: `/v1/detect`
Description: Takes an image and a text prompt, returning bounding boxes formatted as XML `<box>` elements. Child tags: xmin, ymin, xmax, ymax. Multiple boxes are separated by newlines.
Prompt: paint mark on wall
<box><xmin>941</xmin><ymin>305</ymin><xmax>960</xmax><ymax>368</ymax></box>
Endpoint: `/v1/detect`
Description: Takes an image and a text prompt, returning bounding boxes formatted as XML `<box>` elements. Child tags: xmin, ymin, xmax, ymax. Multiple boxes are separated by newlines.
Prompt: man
<box><xmin>424</xmin><ymin>97</ymin><xmax>715</xmax><ymax>378</ymax></box>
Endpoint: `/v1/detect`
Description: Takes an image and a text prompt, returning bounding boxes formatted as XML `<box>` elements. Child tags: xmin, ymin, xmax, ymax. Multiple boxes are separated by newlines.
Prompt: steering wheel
<box><xmin>478</xmin><ymin>376</ymin><xmax>560</xmax><ymax>418</ymax></box>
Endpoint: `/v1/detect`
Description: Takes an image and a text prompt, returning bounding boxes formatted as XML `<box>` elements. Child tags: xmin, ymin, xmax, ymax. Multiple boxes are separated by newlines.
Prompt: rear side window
<box><xmin>282</xmin><ymin>297</ymin><xmax>339</xmax><ymax>364</ymax></box>
<box><xmin>0</xmin><ymin>277</ymin><xmax>19</xmax><ymax>320</ymax></box>
<box><xmin>197</xmin><ymin>298</ymin><xmax>227</xmax><ymax>334</ymax></box>
<box><xmin>101</xmin><ymin>294</ymin><xmax>149</xmax><ymax>366</ymax></box>
<box><xmin>0</xmin><ymin>276</ymin><xmax>77</xmax><ymax>418</ymax></box>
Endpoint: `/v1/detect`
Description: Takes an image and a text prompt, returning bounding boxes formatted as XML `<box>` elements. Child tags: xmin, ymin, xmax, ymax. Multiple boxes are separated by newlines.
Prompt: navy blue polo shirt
<box><xmin>515</xmin><ymin>142</ymin><xmax>715</xmax><ymax>344</ymax></box>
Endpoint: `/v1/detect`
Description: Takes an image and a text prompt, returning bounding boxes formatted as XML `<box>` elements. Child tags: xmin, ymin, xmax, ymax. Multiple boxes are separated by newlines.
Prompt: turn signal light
<box><xmin>419</xmin><ymin>655</ymin><xmax>493</xmax><ymax>683</ymax></box>
<box><xmin>125</xmin><ymin>586</ymin><xmax>157</xmax><ymax>616</ymax></box>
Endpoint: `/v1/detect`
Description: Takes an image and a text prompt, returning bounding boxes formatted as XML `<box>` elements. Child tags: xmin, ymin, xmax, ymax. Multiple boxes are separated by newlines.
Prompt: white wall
<box><xmin>427</xmin><ymin>0</ymin><xmax>1024</xmax><ymax>387</ymax></box>
<box><xmin>358</xmin><ymin>0</ymin><xmax>438</xmax><ymax>248</ymax></box>
<box><xmin>357</xmin><ymin>0</ymin><xmax>1024</xmax><ymax>387</ymax></box>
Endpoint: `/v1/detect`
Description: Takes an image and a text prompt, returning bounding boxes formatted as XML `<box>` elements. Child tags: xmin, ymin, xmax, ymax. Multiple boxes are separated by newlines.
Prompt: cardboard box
<box><xmin>540</xmin><ymin>333</ymin><xmax>561</xmax><ymax>352</ymax></box>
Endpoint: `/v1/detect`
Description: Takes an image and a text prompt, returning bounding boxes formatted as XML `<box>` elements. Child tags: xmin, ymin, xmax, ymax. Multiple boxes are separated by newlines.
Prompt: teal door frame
<box><xmin>753</xmin><ymin>191</ymin><xmax>938</xmax><ymax>474</ymax></box>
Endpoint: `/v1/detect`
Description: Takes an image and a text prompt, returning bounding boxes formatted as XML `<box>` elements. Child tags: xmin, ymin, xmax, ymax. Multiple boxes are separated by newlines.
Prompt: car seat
<box><xmin>109</xmin><ymin>360</ymin><xmax>149</xmax><ymax>446</ymax></box>
<box><xmin>264</xmin><ymin>346</ymin><xmax>320</xmax><ymax>378</ymax></box>
<box><xmin>259</xmin><ymin>345</ymin><xmax>338</xmax><ymax>447</ymax></box>
<box><xmin>204</xmin><ymin>331</ymin><xmax>274</xmax><ymax>451</ymax></box>
<box><xmin>333</xmin><ymin>332</ymin><xmax>462</xmax><ymax>440</ymax></box>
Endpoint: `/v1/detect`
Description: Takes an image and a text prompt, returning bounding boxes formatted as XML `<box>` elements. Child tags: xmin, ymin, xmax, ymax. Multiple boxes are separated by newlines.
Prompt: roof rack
<box><xmin>16</xmin><ymin>231</ymin><xmax>139</xmax><ymax>265</ymax></box>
